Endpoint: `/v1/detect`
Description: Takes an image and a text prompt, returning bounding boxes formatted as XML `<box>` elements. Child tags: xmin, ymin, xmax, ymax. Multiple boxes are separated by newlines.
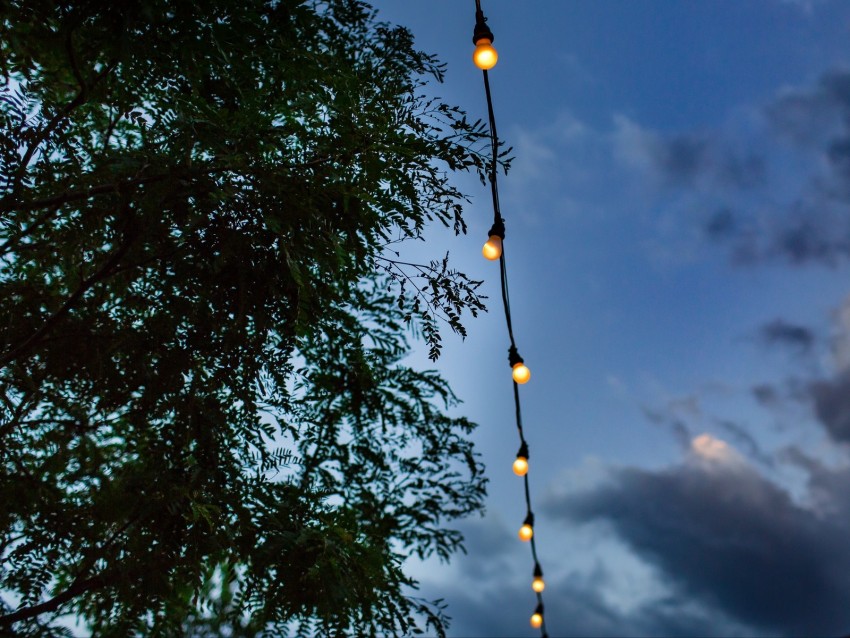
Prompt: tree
<box><xmin>0</xmin><ymin>1</ymin><xmax>497</xmax><ymax>634</ymax></box>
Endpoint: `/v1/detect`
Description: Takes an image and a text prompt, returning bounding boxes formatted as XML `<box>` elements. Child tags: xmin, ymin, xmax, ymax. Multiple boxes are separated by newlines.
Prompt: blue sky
<box><xmin>369</xmin><ymin>1</ymin><xmax>850</xmax><ymax>636</ymax></box>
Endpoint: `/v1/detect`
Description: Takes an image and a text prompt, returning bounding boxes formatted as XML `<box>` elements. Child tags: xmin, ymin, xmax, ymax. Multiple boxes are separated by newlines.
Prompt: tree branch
<box><xmin>0</xmin><ymin>174</ymin><xmax>166</xmax><ymax>217</ymax></box>
<box><xmin>9</xmin><ymin>60</ymin><xmax>117</xmax><ymax>198</ymax></box>
<box><xmin>0</xmin><ymin>573</ymin><xmax>111</xmax><ymax>626</ymax></box>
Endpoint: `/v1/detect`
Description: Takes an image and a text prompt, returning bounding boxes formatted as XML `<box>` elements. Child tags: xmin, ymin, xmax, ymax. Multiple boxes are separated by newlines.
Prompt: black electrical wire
<box><xmin>474</xmin><ymin>3</ymin><xmax>549</xmax><ymax>637</ymax></box>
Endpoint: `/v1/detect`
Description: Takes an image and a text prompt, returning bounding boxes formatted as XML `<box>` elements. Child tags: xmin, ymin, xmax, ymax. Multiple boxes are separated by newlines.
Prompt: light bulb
<box><xmin>532</xmin><ymin>563</ymin><xmax>545</xmax><ymax>593</ymax></box>
<box><xmin>473</xmin><ymin>38</ymin><xmax>498</xmax><ymax>70</ymax></box>
<box><xmin>513</xmin><ymin>456</ymin><xmax>528</xmax><ymax>476</ymax></box>
<box><xmin>530</xmin><ymin>612</ymin><xmax>543</xmax><ymax>628</ymax></box>
<box><xmin>518</xmin><ymin>523</ymin><xmax>533</xmax><ymax>542</ymax></box>
<box><xmin>512</xmin><ymin>362</ymin><xmax>531</xmax><ymax>384</ymax></box>
<box><xmin>482</xmin><ymin>234</ymin><xmax>502</xmax><ymax>260</ymax></box>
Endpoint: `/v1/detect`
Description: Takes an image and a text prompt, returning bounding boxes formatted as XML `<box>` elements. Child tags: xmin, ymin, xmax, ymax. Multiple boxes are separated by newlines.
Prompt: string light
<box><xmin>482</xmin><ymin>218</ymin><xmax>505</xmax><ymax>260</ymax></box>
<box><xmin>518</xmin><ymin>512</ymin><xmax>534</xmax><ymax>542</ymax></box>
<box><xmin>530</xmin><ymin>603</ymin><xmax>544</xmax><ymax>629</ymax></box>
<box><xmin>471</xmin><ymin>2</ymin><xmax>550</xmax><ymax>636</ymax></box>
<box><xmin>473</xmin><ymin>38</ymin><xmax>498</xmax><ymax>70</ymax></box>
<box><xmin>509</xmin><ymin>345</ymin><xmax>531</xmax><ymax>384</ymax></box>
<box><xmin>472</xmin><ymin>7</ymin><xmax>498</xmax><ymax>70</ymax></box>
<box><xmin>513</xmin><ymin>441</ymin><xmax>529</xmax><ymax>476</ymax></box>
<box><xmin>532</xmin><ymin>563</ymin><xmax>545</xmax><ymax>593</ymax></box>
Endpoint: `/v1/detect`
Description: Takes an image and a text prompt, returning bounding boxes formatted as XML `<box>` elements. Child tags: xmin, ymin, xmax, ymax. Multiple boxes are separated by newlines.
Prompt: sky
<box><xmin>367</xmin><ymin>1</ymin><xmax>850</xmax><ymax>636</ymax></box>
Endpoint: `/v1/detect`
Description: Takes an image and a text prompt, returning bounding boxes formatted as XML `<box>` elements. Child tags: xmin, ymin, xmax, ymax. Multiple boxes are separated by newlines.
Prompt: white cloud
<box><xmin>690</xmin><ymin>433</ymin><xmax>746</xmax><ymax>467</ymax></box>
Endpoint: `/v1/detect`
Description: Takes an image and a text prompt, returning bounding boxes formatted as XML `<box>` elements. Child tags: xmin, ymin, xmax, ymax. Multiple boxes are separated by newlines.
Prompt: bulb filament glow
<box><xmin>513</xmin><ymin>456</ymin><xmax>528</xmax><ymax>476</ymax></box>
<box><xmin>473</xmin><ymin>37</ymin><xmax>498</xmax><ymax>70</ymax></box>
<box><xmin>513</xmin><ymin>442</ymin><xmax>529</xmax><ymax>476</ymax></box>
<box><xmin>482</xmin><ymin>234</ymin><xmax>502</xmax><ymax>260</ymax></box>
<box><xmin>512</xmin><ymin>362</ymin><xmax>531</xmax><ymax>384</ymax></box>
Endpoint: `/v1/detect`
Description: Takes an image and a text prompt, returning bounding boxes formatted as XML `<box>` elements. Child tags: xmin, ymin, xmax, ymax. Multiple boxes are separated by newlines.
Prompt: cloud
<box><xmin>714</xmin><ymin>419</ymin><xmax>777</xmax><ymax>469</ymax></box>
<box><xmin>760</xmin><ymin>296</ymin><xmax>850</xmax><ymax>445</ymax></box>
<box><xmin>642</xmin><ymin>405</ymin><xmax>695</xmax><ymax>452</ymax></box>
<box><xmin>610</xmin><ymin>115</ymin><xmax>766</xmax><ymax>193</ymax></box>
<box><xmin>832</xmin><ymin>294</ymin><xmax>850</xmax><ymax>370</ymax></box>
<box><xmin>440</xmin><ymin>576</ymin><xmax>628</xmax><ymax>638</ymax></box>
<box><xmin>810</xmin><ymin>371</ymin><xmax>850</xmax><ymax>444</ymax></box>
<box><xmin>751</xmin><ymin>384</ymin><xmax>779</xmax><ymax>407</ymax></box>
<box><xmin>756</xmin><ymin>319</ymin><xmax>816</xmax><ymax>355</ymax></box>
<box><xmin>703</xmin><ymin>208</ymin><xmax>737</xmax><ymax>241</ymax></box>
<box><xmin>767</xmin><ymin>70</ymin><xmax>850</xmax><ymax>149</ymax></box>
<box><xmin>712</xmin><ymin>70</ymin><xmax>850</xmax><ymax>266</ymax></box>
<box><xmin>505</xmin><ymin>62</ymin><xmax>850</xmax><ymax>269</ymax></box>
<box><xmin>440</xmin><ymin>570</ymin><xmax>751</xmax><ymax>638</ymax></box>
<box><xmin>605</xmin><ymin>69</ymin><xmax>850</xmax><ymax>268</ymax></box>
<box><xmin>421</xmin><ymin>463</ymin><xmax>765</xmax><ymax>637</ymax></box>
<box><xmin>546</xmin><ymin>440</ymin><xmax>850</xmax><ymax>636</ymax></box>
<box><xmin>690</xmin><ymin>432</ymin><xmax>744</xmax><ymax>465</ymax></box>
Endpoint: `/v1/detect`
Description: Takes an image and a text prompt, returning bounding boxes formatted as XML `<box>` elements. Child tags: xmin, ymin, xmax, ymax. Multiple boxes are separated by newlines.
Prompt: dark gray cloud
<box><xmin>653</xmin><ymin>135</ymin><xmax>709</xmax><ymax>185</ymax></box>
<box><xmin>773</xmin><ymin>214</ymin><xmax>850</xmax><ymax>266</ymax></box>
<box><xmin>810</xmin><ymin>371</ymin><xmax>850</xmax><ymax>444</ymax></box>
<box><xmin>639</xmin><ymin>133</ymin><xmax>766</xmax><ymax>191</ymax></box>
<box><xmin>704</xmin><ymin>208</ymin><xmax>737</xmax><ymax>242</ymax></box>
<box><xmin>757</xmin><ymin>319</ymin><xmax>816</xmax><ymax>355</ymax></box>
<box><xmin>752</xmin><ymin>384</ymin><xmax>779</xmax><ymax>407</ymax></box>
<box><xmin>768</xmin><ymin>70</ymin><xmax>850</xmax><ymax>147</ymax></box>
<box><xmin>431</xmin><ymin>495</ymin><xmax>758</xmax><ymax>636</ymax></box>
<box><xmin>439</xmin><ymin>576</ymin><xmax>628</xmax><ymax>638</ymax></box>
<box><xmin>546</xmin><ymin>458</ymin><xmax>850</xmax><ymax>636</ymax></box>
<box><xmin>687</xmin><ymin>69</ymin><xmax>850</xmax><ymax>267</ymax></box>
<box><xmin>752</xmin><ymin>378</ymin><xmax>813</xmax><ymax>410</ymax></box>
<box><xmin>435</xmin><ymin>564</ymin><xmax>752</xmax><ymax>638</ymax></box>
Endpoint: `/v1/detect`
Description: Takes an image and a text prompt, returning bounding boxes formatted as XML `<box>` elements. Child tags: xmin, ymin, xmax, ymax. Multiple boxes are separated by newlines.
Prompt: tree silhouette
<box><xmin>0</xmin><ymin>1</ymin><xmax>496</xmax><ymax>634</ymax></box>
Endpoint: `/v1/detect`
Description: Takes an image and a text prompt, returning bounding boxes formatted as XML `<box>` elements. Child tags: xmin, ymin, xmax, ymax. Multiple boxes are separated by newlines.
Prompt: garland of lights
<box><xmin>471</xmin><ymin>2</ymin><xmax>549</xmax><ymax>635</ymax></box>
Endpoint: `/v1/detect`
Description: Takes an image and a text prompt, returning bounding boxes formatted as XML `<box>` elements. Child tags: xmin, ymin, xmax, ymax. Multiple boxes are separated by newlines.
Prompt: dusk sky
<box><xmin>369</xmin><ymin>1</ymin><xmax>850</xmax><ymax>636</ymax></box>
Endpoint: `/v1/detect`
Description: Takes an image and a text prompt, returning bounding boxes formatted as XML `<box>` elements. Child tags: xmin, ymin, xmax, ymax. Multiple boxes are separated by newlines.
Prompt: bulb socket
<box><xmin>487</xmin><ymin>217</ymin><xmax>505</xmax><ymax>241</ymax></box>
<box><xmin>472</xmin><ymin>9</ymin><xmax>495</xmax><ymax>45</ymax></box>
<box><xmin>517</xmin><ymin>441</ymin><xmax>529</xmax><ymax>462</ymax></box>
<box><xmin>508</xmin><ymin>345</ymin><xmax>524</xmax><ymax>368</ymax></box>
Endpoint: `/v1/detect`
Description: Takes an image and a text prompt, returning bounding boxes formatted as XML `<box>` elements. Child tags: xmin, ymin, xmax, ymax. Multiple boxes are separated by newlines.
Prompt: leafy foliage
<box><xmin>0</xmin><ymin>0</ymin><xmax>496</xmax><ymax>634</ymax></box>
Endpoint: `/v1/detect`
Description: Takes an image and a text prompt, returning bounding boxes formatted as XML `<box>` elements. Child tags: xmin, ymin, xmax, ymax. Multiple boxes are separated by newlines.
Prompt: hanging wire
<box><xmin>473</xmin><ymin>2</ymin><xmax>549</xmax><ymax>636</ymax></box>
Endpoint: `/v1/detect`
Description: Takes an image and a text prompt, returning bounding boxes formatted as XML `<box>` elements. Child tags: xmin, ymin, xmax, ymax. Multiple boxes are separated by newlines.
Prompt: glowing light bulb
<box><xmin>513</xmin><ymin>456</ymin><xmax>528</xmax><ymax>476</ymax></box>
<box><xmin>482</xmin><ymin>234</ymin><xmax>502</xmax><ymax>260</ymax></box>
<box><xmin>519</xmin><ymin>512</ymin><xmax>534</xmax><ymax>542</ymax></box>
<box><xmin>531</xmin><ymin>603</ymin><xmax>544</xmax><ymax>629</ymax></box>
<box><xmin>512</xmin><ymin>362</ymin><xmax>531</xmax><ymax>384</ymax></box>
<box><xmin>532</xmin><ymin>563</ymin><xmax>545</xmax><ymax>593</ymax></box>
<box><xmin>473</xmin><ymin>38</ymin><xmax>498</xmax><ymax>70</ymax></box>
